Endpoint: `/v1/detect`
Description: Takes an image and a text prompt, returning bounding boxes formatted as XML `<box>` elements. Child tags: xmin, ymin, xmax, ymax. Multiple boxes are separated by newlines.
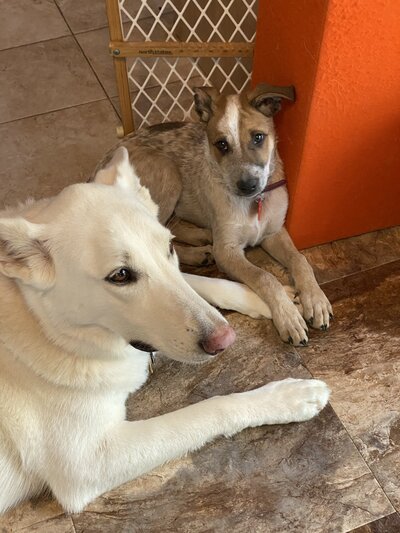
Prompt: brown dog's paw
<box><xmin>283</xmin><ymin>285</ymin><xmax>304</xmax><ymax>315</ymax></box>
<box><xmin>176</xmin><ymin>244</ymin><xmax>215</xmax><ymax>266</ymax></box>
<box><xmin>201</xmin><ymin>251</ymin><xmax>215</xmax><ymax>266</ymax></box>
<box><xmin>300</xmin><ymin>286</ymin><xmax>333</xmax><ymax>331</ymax></box>
<box><xmin>272</xmin><ymin>296</ymin><xmax>309</xmax><ymax>347</ymax></box>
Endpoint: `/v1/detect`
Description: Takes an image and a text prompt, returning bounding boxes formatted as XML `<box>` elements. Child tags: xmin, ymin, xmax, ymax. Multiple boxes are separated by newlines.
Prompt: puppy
<box><xmin>97</xmin><ymin>84</ymin><xmax>333</xmax><ymax>347</ymax></box>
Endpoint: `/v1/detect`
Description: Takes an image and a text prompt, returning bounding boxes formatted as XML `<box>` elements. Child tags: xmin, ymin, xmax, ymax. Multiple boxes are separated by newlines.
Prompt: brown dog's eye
<box><xmin>214</xmin><ymin>139</ymin><xmax>230</xmax><ymax>155</ymax></box>
<box><xmin>252</xmin><ymin>132</ymin><xmax>265</xmax><ymax>146</ymax></box>
<box><xmin>106</xmin><ymin>268</ymin><xmax>137</xmax><ymax>285</ymax></box>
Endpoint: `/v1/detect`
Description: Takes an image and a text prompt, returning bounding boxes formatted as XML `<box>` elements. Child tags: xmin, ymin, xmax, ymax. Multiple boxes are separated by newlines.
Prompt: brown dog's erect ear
<box><xmin>193</xmin><ymin>86</ymin><xmax>221</xmax><ymax>122</ymax></box>
<box><xmin>248</xmin><ymin>83</ymin><xmax>296</xmax><ymax>117</ymax></box>
<box><xmin>0</xmin><ymin>218</ymin><xmax>54</xmax><ymax>288</ymax></box>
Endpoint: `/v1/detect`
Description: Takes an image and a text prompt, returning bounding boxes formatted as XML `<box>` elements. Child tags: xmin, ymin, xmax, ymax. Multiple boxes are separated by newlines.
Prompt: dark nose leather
<box><xmin>237</xmin><ymin>178</ymin><xmax>258</xmax><ymax>194</ymax></box>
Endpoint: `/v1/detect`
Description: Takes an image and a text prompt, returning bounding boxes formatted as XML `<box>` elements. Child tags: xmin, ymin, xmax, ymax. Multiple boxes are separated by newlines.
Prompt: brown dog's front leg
<box><xmin>261</xmin><ymin>228</ymin><xmax>333</xmax><ymax>330</ymax></box>
<box><xmin>175</xmin><ymin>243</ymin><xmax>214</xmax><ymax>266</ymax></box>
<box><xmin>168</xmin><ymin>218</ymin><xmax>213</xmax><ymax>246</ymax></box>
<box><xmin>213</xmin><ymin>242</ymin><xmax>308</xmax><ymax>346</ymax></box>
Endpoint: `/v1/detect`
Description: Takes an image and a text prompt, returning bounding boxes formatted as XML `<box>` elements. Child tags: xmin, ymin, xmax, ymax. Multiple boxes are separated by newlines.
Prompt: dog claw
<box><xmin>329</xmin><ymin>313</ymin><xmax>334</xmax><ymax>320</ymax></box>
<box><xmin>306</xmin><ymin>317</ymin><xmax>313</xmax><ymax>326</ymax></box>
<box><xmin>287</xmin><ymin>336</ymin><xmax>293</xmax><ymax>345</ymax></box>
<box><xmin>320</xmin><ymin>324</ymin><xmax>328</xmax><ymax>331</ymax></box>
<box><xmin>300</xmin><ymin>339</ymin><xmax>308</xmax><ymax>346</ymax></box>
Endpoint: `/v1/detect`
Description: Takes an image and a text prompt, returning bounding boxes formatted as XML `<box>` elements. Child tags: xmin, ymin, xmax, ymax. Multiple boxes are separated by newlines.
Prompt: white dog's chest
<box><xmin>0</xmin><ymin>350</ymin><xmax>151</xmax><ymax>478</ymax></box>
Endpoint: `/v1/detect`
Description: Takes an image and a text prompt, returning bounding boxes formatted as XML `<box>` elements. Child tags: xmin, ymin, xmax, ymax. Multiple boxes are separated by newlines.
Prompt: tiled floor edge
<box><xmin>319</xmin><ymin>256</ymin><xmax>400</xmax><ymax>287</ymax></box>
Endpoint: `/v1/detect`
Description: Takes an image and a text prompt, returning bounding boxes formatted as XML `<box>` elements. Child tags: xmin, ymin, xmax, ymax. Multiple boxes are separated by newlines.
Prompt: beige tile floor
<box><xmin>1</xmin><ymin>2</ymin><xmax>400</xmax><ymax>532</ymax></box>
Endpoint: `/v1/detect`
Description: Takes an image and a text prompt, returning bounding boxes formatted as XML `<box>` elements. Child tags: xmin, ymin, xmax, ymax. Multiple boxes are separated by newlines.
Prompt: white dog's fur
<box><xmin>0</xmin><ymin>148</ymin><xmax>329</xmax><ymax>514</ymax></box>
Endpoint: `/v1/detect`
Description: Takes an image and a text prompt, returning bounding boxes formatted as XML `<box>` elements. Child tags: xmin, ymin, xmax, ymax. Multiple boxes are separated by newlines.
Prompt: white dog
<box><xmin>0</xmin><ymin>148</ymin><xmax>329</xmax><ymax>514</ymax></box>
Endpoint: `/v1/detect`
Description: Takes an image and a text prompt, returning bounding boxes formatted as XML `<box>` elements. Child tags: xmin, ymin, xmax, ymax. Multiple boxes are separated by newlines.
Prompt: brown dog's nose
<box><xmin>201</xmin><ymin>325</ymin><xmax>236</xmax><ymax>355</ymax></box>
<box><xmin>237</xmin><ymin>178</ymin><xmax>258</xmax><ymax>194</ymax></box>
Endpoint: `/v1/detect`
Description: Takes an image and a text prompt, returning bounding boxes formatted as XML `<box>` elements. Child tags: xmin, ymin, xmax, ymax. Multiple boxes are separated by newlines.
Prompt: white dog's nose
<box><xmin>201</xmin><ymin>325</ymin><xmax>236</xmax><ymax>355</ymax></box>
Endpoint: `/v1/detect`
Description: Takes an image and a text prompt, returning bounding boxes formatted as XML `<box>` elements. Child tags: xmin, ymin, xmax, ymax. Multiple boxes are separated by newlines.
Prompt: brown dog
<box><xmin>96</xmin><ymin>84</ymin><xmax>333</xmax><ymax>346</ymax></box>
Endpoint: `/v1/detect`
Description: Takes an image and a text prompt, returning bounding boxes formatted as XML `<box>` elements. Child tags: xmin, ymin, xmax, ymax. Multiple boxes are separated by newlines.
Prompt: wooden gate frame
<box><xmin>105</xmin><ymin>0</ymin><xmax>254</xmax><ymax>137</ymax></box>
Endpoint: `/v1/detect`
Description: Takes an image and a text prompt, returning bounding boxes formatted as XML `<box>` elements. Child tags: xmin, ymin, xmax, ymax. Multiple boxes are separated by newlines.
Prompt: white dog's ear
<box><xmin>193</xmin><ymin>86</ymin><xmax>221</xmax><ymax>122</ymax></box>
<box><xmin>94</xmin><ymin>146</ymin><xmax>159</xmax><ymax>218</ymax></box>
<box><xmin>94</xmin><ymin>146</ymin><xmax>140</xmax><ymax>191</ymax></box>
<box><xmin>0</xmin><ymin>218</ymin><xmax>54</xmax><ymax>289</ymax></box>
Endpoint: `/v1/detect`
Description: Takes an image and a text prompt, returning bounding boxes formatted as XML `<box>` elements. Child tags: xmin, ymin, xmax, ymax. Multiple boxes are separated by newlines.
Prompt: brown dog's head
<box><xmin>193</xmin><ymin>83</ymin><xmax>295</xmax><ymax>197</ymax></box>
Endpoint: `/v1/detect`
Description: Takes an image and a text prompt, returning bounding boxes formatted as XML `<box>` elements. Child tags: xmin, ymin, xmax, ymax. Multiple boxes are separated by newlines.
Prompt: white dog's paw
<box><xmin>299</xmin><ymin>285</ymin><xmax>333</xmax><ymax>331</ymax></box>
<box><xmin>244</xmin><ymin>378</ymin><xmax>330</xmax><ymax>426</ymax></box>
<box><xmin>272</xmin><ymin>296</ymin><xmax>309</xmax><ymax>347</ymax></box>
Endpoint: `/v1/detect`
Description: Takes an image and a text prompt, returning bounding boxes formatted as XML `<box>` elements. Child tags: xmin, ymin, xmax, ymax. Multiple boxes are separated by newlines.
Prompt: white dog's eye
<box><xmin>169</xmin><ymin>241</ymin><xmax>175</xmax><ymax>256</ymax></box>
<box><xmin>106</xmin><ymin>268</ymin><xmax>137</xmax><ymax>285</ymax></box>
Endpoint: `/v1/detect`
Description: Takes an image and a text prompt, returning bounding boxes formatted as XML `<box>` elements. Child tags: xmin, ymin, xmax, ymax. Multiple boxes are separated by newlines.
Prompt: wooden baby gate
<box><xmin>105</xmin><ymin>0</ymin><xmax>258</xmax><ymax>136</ymax></box>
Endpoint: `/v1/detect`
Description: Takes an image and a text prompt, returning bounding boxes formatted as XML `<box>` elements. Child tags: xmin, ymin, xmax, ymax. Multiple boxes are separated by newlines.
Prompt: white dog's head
<box><xmin>0</xmin><ymin>147</ymin><xmax>235</xmax><ymax>363</ymax></box>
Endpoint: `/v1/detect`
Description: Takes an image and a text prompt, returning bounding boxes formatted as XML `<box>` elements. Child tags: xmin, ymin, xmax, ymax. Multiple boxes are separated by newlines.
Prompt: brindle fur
<box><xmin>95</xmin><ymin>84</ymin><xmax>333</xmax><ymax>346</ymax></box>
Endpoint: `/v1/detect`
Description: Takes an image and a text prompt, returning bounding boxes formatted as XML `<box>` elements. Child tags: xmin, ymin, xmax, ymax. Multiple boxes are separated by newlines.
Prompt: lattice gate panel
<box><xmin>107</xmin><ymin>0</ymin><xmax>258</xmax><ymax>133</ymax></box>
<box><xmin>127</xmin><ymin>55</ymin><xmax>254</xmax><ymax>125</ymax></box>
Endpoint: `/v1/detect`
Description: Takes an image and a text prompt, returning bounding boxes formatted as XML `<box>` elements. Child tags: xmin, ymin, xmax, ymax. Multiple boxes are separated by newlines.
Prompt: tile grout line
<box><xmin>69</xmin><ymin>13</ymin><xmax>162</xmax><ymax>37</ymax></box>
<box><xmin>0</xmin><ymin>19</ymin><xmax>117</xmax><ymax>53</ymax></box>
<box><xmin>319</xmin><ymin>256</ymin><xmax>400</xmax><ymax>287</ymax></box>
<box><xmin>52</xmin><ymin>1</ymin><xmax>120</xmax><ymax>123</ymax></box>
<box><xmin>69</xmin><ymin>24</ymin><xmax>109</xmax><ymax>36</ymax></box>
<box><xmin>338</xmin><ymin>418</ymin><xmax>398</xmax><ymax>520</ymax></box>
<box><xmin>0</xmin><ymin>97</ymin><xmax>110</xmax><ymax>127</ymax></box>
<box><xmin>70</xmin><ymin>514</ymin><xmax>78</xmax><ymax>533</ymax></box>
<box><xmin>13</xmin><ymin>512</ymin><xmax>70</xmax><ymax>532</ymax></box>
<box><xmin>0</xmin><ymin>32</ymin><xmax>71</xmax><ymax>53</ymax></box>
<box><xmin>344</xmin><ymin>512</ymin><xmax>400</xmax><ymax>533</ymax></box>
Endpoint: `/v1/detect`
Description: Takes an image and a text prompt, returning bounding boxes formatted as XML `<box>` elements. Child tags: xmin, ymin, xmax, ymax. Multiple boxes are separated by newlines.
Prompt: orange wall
<box><xmin>253</xmin><ymin>0</ymin><xmax>400</xmax><ymax>248</ymax></box>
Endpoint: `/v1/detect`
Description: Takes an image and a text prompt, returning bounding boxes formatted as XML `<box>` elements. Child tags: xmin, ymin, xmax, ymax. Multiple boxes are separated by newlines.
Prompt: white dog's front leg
<box><xmin>52</xmin><ymin>378</ymin><xmax>329</xmax><ymax>513</ymax></box>
<box><xmin>183</xmin><ymin>273</ymin><xmax>273</xmax><ymax>318</ymax></box>
<box><xmin>183</xmin><ymin>273</ymin><xmax>299</xmax><ymax>320</ymax></box>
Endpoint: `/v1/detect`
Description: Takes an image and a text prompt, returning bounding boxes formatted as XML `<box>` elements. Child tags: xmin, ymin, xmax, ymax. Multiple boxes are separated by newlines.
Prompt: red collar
<box><xmin>255</xmin><ymin>179</ymin><xmax>287</xmax><ymax>220</ymax></box>
<box><xmin>262</xmin><ymin>178</ymin><xmax>287</xmax><ymax>194</ymax></box>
